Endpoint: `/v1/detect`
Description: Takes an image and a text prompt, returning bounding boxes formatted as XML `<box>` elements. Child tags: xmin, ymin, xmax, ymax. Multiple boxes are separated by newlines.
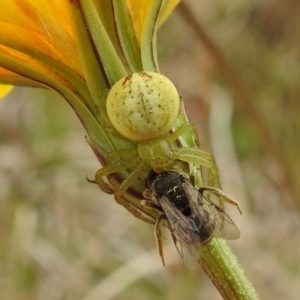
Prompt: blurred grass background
<box><xmin>1</xmin><ymin>0</ymin><xmax>300</xmax><ymax>299</ymax></box>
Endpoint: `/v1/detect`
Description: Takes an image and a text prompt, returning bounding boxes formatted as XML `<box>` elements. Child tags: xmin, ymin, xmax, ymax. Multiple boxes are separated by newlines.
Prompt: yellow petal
<box><xmin>127</xmin><ymin>0</ymin><xmax>180</xmax><ymax>41</ymax></box>
<box><xmin>0</xmin><ymin>84</ymin><xmax>13</xmax><ymax>98</ymax></box>
<box><xmin>158</xmin><ymin>0</ymin><xmax>181</xmax><ymax>25</ymax></box>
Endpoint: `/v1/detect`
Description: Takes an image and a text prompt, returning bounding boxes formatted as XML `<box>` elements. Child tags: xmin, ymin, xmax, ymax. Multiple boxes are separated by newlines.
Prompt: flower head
<box><xmin>0</xmin><ymin>0</ymin><xmax>181</xmax><ymax>222</ymax></box>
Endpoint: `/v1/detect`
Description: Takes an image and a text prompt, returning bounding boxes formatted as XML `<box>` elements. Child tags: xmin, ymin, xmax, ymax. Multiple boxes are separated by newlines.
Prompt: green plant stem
<box><xmin>200</xmin><ymin>239</ymin><xmax>259</xmax><ymax>300</ymax></box>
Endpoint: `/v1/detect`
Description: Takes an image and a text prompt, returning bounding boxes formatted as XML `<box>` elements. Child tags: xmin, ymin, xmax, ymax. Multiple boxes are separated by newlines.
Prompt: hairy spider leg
<box><xmin>199</xmin><ymin>186</ymin><xmax>242</xmax><ymax>215</ymax></box>
<box><xmin>141</xmin><ymin>198</ymin><xmax>168</xmax><ymax>266</ymax></box>
<box><xmin>95</xmin><ymin>157</ymin><xmax>151</xmax><ymax>219</ymax></box>
<box><xmin>96</xmin><ymin>153</ymin><xmax>156</xmax><ymax>222</ymax></box>
<box><xmin>154</xmin><ymin>214</ymin><xmax>167</xmax><ymax>266</ymax></box>
<box><xmin>114</xmin><ymin>160</ymin><xmax>150</xmax><ymax>202</ymax></box>
<box><xmin>95</xmin><ymin>146</ymin><xmax>139</xmax><ymax>193</ymax></box>
<box><xmin>96</xmin><ymin>146</ymin><xmax>151</xmax><ymax>200</ymax></box>
<box><xmin>176</xmin><ymin>148</ymin><xmax>221</xmax><ymax>188</ymax></box>
<box><xmin>169</xmin><ymin>122</ymin><xmax>200</xmax><ymax>146</ymax></box>
<box><xmin>95</xmin><ymin>159</ymin><xmax>139</xmax><ymax>193</ymax></box>
<box><xmin>106</xmin><ymin>147</ymin><xmax>138</xmax><ymax>164</ymax></box>
<box><xmin>168</xmin><ymin>123</ymin><xmax>221</xmax><ymax>188</ymax></box>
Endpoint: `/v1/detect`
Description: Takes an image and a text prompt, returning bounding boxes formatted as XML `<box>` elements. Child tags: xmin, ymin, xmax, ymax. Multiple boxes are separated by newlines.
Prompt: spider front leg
<box><xmin>170</xmin><ymin>123</ymin><xmax>221</xmax><ymax>187</ymax></box>
<box><xmin>176</xmin><ymin>147</ymin><xmax>221</xmax><ymax>188</ymax></box>
<box><xmin>169</xmin><ymin>122</ymin><xmax>200</xmax><ymax>147</ymax></box>
<box><xmin>200</xmin><ymin>186</ymin><xmax>242</xmax><ymax>215</ymax></box>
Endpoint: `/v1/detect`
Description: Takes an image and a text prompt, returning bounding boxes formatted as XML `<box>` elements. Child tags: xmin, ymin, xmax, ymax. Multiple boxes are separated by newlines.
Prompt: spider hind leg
<box><xmin>141</xmin><ymin>199</ymin><xmax>168</xmax><ymax>266</ymax></box>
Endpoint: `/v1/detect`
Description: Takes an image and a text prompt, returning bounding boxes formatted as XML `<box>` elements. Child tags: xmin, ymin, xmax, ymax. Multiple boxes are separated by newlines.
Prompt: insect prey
<box><xmin>142</xmin><ymin>170</ymin><xmax>241</xmax><ymax>268</ymax></box>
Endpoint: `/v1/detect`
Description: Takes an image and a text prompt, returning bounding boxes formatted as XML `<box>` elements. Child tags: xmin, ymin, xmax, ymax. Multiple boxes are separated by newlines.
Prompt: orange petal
<box><xmin>0</xmin><ymin>0</ymin><xmax>180</xmax><ymax>87</ymax></box>
<box><xmin>0</xmin><ymin>0</ymin><xmax>83</xmax><ymax>78</ymax></box>
<box><xmin>0</xmin><ymin>65</ymin><xmax>48</xmax><ymax>88</ymax></box>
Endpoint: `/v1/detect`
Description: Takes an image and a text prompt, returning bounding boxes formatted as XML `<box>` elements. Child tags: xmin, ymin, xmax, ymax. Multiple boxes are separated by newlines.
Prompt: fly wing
<box><xmin>182</xmin><ymin>180</ymin><xmax>240</xmax><ymax>241</ymax></box>
<box><xmin>159</xmin><ymin>196</ymin><xmax>202</xmax><ymax>268</ymax></box>
<box><xmin>203</xmin><ymin>195</ymin><xmax>240</xmax><ymax>240</ymax></box>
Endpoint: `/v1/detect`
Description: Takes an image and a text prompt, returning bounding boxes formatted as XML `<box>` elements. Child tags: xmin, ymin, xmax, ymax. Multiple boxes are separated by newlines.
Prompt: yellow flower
<box><xmin>0</xmin><ymin>0</ymin><xmax>180</xmax><ymax>221</ymax></box>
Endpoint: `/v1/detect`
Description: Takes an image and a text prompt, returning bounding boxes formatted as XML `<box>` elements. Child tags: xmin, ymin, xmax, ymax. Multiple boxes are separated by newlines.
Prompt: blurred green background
<box><xmin>1</xmin><ymin>0</ymin><xmax>300</xmax><ymax>299</ymax></box>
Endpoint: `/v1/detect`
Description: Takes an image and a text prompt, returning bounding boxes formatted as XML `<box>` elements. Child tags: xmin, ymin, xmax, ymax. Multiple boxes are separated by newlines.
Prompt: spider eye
<box><xmin>106</xmin><ymin>72</ymin><xmax>180</xmax><ymax>141</ymax></box>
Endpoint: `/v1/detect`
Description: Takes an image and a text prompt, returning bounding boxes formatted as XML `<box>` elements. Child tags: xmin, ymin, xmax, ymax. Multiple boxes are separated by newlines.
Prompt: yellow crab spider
<box><xmin>95</xmin><ymin>72</ymin><xmax>219</xmax><ymax>211</ymax></box>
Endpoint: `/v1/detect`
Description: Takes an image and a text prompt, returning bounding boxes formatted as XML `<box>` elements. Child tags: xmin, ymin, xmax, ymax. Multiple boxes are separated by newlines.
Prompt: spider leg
<box><xmin>176</xmin><ymin>148</ymin><xmax>221</xmax><ymax>188</ymax></box>
<box><xmin>96</xmin><ymin>159</ymin><xmax>157</xmax><ymax>223</ymax></box>
<box><xmin>169</xmin><ymin>122</ymin><xmax>199</xmax><ymax>147</ymax></box>
<box><xmin>122</xmin><ymin>201</ymin><xmax>156</xmax><ymax>224</ymax></box>
<box><xmin>95</xmin><ymin>159</ymin><xmax>140</xmax><ymax>194</ymax></box>
<box><xmin>107</xmin><ymin>148</ymin><xmax>138</xmax><ymax>164</ymax></box>
<box><xmin>199</xmin><ymin>186</ymin><xmax>242</xmax><ymax>215</ymax></box>
<box><xmin>141</xmin><ymin>197</ymin><xmax>162</xmax><ymax>212</ymax></box>
<box><xmin>155</xmin><ymin>214</ymin><xmax>167</xmax><ymax>266</ymax></box>
<box><xmin>114</xmin><ymin>160</ymin><xmax>149</xmax><ymax>202</ymax></box>
<box><xmin>141</xmin><ymin>199</ymin><xmax>168</xmax><ymax>266</ymax></box>
<box><xmin>169</xmin><ymin>122</ymin><xmax>221</xmax><ymax>188</ymax></box>
<box><xmin>87</xmin><ymin>176</ymin><xmax>116</xmax><ymax>196</ymax></box>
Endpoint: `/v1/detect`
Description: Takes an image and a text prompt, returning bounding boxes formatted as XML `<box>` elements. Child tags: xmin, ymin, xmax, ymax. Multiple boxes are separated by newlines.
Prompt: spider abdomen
<box><xmin>106</xmin><ymin>72</ymin><xmax>180</xmax><ymax>141</ymax></box>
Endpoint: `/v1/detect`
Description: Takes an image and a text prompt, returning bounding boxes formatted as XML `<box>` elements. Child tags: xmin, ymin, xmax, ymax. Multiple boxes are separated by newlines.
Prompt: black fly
<box><xmin>142</xmin><ymin>170</ymin><xmax>241</xmax><ymax>268</ymax></box>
